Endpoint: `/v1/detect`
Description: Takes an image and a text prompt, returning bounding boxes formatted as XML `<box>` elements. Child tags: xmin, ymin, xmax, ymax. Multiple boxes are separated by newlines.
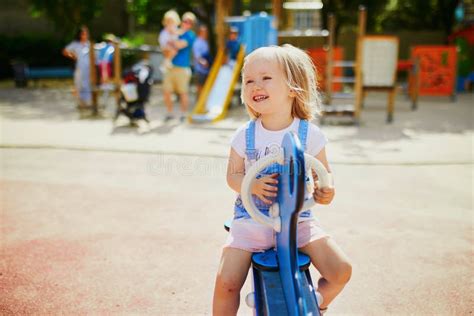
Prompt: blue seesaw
<box><xmin>239</xmin><ymin>131</ymin><xmax>332</xmax><ymax>316</ymax></box>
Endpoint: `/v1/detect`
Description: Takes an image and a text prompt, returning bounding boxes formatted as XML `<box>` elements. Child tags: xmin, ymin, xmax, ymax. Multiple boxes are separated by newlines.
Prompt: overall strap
<box><xmin>245</xmin><ymin>120</ymin><xmax>257</xmax><ymax>161</ymax></box>
<box><xmin>298</xmin><ymin>119</ymin><xmax>309</xmax><ymax>151</ymax></box>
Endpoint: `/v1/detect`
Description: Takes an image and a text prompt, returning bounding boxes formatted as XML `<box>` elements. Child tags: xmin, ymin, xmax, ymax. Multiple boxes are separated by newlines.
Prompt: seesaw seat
<box><xmin>252</xmin><ymin>249</ymin><xmax>311</xmax><ymax>271</ymax></box>
<box><xmin>225</xmin><ymin>219</ymin><xmax>312</xmax><ymax>271</ymax></box>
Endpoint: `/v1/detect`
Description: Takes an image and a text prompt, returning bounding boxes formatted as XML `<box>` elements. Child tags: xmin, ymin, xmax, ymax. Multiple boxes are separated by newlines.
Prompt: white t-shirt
<box><xmin>230</xmin><ymin>118</ymin><xmax>328</xmax><ymax>170</ymax></box>
<box><xmin>158</xmin><ymin>29</ymin><xmax>177</xmax><ymax>49</ymax></box>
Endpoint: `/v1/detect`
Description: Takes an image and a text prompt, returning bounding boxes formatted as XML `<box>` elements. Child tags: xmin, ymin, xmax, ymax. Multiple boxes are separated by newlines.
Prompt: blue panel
<box><xmin>28</xmin><ymin>67</ymin><xmax>73</xmax><ymax>79</ymax></box>
<box><xmin>260</xmin><ymin>270</ymin><xmax>286</xmax><ymax>314</ymax></box>
<box><xmin>241</xmin><ymin>14</ymin><xmax>277</xmax><ymax>54</ymax></box>
<box><xmin>253</xmin><ymin>268</ymin><xmax>286</xmax><ymax>315</ymax></box>
<box><xmin>301</xmin><ymin>270</ymin><xmax>320</xmax><ymax>310</ymax></box>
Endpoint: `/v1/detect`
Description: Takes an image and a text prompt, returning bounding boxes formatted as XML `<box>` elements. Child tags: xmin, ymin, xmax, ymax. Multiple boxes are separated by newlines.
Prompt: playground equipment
<box><xmin>358</xmin><ymin>35</ymin><xmax>400</xmax><ymax>123</ymax></box>
<box><xmin>239</xmin><ymin>131</ymin><xmax>332</xmax><ymax>315</ymax></box>
<box><xmin>322</xmin><ymin>7</ymin><xmax>419</xmax><ymax>123</ymax></box>
<box><xmin>276</xmin><ymin>4</ymin><xmax>415</xmax><ymax>123</ymax></box>
<box><xmin>285</xmin><ymin>7</ymin><xmax>365</xmax><ymax>123</ymax></box>
<box><xmin>321</xmin><ymin>7</ymin><xmax>367</xmax><ymax>123</ymax></box>
<box><xmin>449</xmin><ymin>3</ymin><xmax>474</xmax><ymax>92</ymax></box>
<box><xmin>88</xmin><ymin>40</ymin><xmax>122</xmax><ymax>115</ymax></box>
<box><xmin>190</xmin><ymin>45</ymin><xmax>245</xmax><ymax>123</ymax></box>
<box><xmin>409</xmin><ymin>46</ymin><xmax>458</xmax><ymax>100</ymax></box>
<box><xmin>189</xmin><ymin>13</ymin><xmax>277</xmax><ymax>123</ymax></box>
<box><xmin>397</xmin><ymin>58</ymin><xmax>420</xmax><ymax>110</ymax></box>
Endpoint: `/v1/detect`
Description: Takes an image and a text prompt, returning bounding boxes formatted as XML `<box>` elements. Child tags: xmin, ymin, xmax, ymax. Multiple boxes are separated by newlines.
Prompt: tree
<box><xmin>126</xmin><ymin>0</ymin><xmax>218</xmax><ymax>53</ymax></box>
<box><xmin>376</xmin><ymin>0</ymin><xmax>458</xmax><ymax>38</ymax></box>
<box><xmin>436</xmin><ymin>0</ymin><xmax>458</xmax><ymax>37</ymax></box>
<box><xmin>320</xmin><ymin>0</ymin><xmax>458</xmax><ymax>43</ymax></box>
<box><xmin>28</xmin><ymin>0</ymin><xmax>106</xmax><ymax>37</ymax></box>
<box><xmin>321</xmin><ymin>0</ymin><xmax>389</xmax><ymax>44</ymax></box>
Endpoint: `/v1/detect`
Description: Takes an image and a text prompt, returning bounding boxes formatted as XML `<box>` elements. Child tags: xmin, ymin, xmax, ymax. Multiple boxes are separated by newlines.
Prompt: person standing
<box><xmin>192</xmin><ymin>25</ymin><xmax>211</xmax><ymax>97</ymax></box>
<box><xmin>63</xmin><ymin>26</ymin><xmax>92</xmax><ymax>109</ymax></box>
<box><xmin>162</xmin><ymin>12</ymin><xmax>196</xmax><ymax>122</ymax></box>
<box><xmin>225</xmin><ymin>26</ymin><xmax>241</xmax><ymax>66</ymax></box>
<box><xmin>158</xmin><ymin>10</ymin><xmax>181</xmax><ymax>74</ymax></box>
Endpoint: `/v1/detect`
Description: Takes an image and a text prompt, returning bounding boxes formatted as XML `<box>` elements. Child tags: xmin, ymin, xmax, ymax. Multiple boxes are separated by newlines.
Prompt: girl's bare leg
<box><xmin>300</xmin><ymin>237</ymin><xmax>352</xmax><ymax>310</ymax></box>
<box><xmin>213</xmin><ymin>247</ymin><xmax>252</xmax><ymax>316</ymax></box>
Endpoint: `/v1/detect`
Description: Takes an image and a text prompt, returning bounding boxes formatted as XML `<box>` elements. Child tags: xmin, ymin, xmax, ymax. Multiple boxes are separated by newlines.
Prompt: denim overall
<box><xmin>234</xmin><ymin>119</ymin><xmax>312</xmax><ymax>220</ymax></box>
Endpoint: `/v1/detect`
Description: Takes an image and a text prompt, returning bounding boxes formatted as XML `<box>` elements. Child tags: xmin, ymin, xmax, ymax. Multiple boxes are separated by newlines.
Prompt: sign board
<box><xmin>362</xmin><ymin>36</ymin><xmax>399</xmax><ymax>87</ymax></box>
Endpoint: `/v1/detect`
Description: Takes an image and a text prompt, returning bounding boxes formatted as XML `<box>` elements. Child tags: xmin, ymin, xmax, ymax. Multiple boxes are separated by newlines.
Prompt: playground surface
<box><xmin>0</xmin><ymin>85</ymin><xmax>473</xmax><ymax>315</ymax></box>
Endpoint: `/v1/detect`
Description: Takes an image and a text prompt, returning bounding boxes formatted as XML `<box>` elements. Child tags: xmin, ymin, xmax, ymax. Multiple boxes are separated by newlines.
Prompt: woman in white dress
<box><xmin>63</xmin><ymin>26</ymin><xmax>92</xmax><ymax>109</ymax></box>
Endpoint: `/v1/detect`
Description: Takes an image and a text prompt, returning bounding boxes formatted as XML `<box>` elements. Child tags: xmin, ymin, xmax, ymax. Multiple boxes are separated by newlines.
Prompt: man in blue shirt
<box><xmin>162</xmin><ymin>12</ymin><xmax>196</xmax><ymax>122</ymax></box>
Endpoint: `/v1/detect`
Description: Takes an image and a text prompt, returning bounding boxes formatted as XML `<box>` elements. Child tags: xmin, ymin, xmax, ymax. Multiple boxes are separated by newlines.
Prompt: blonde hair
<box><xmin>182</xmin><ymin>12</ymin><xmax>197</xmax><ymax>24</ymax></box>
<box><xmin>162</xmin><ymin>10</ymin><xmax>180</xmax><ymax>26</ymax></box>
<box><xmin>241</xmin><ymin>44</ymin><xmax>321</xmax><ymax>120</ymax></box>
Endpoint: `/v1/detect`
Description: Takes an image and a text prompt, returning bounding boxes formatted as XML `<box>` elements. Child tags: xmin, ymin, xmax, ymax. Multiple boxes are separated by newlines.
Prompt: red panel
<box><xmin>307</xmin><ymin>47</ymin><xmax>344</xmax><ymax>92</ymax></box>
<box><xmin>410</xmin><ymin>46</ymin><xmax>457</xmax><ymax>96</ymax></box>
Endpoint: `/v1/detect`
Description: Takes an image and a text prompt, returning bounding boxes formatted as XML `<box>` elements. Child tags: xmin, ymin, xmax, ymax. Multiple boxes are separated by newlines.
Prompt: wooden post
<box><xmin>326</xmin><ymin>14</ymin><xmax>335</xmax><ymax>105</ymax></box>
<box><xmin>272</xmin><ymin>0</ymin><xmax>282</xmax><ymax>30</ymax></box>
<box><xmin>388</xmin><ymin>37</ymin><xmax>399</xmax><ymax>123</ymax></box>
<box><xmin>216</xmin><ymin>0</ymin><xmax>232</xmax><ymax>50</ymax></box>
<box><xmin>353</xmin><ymin>6</ymin><xmax>366</xmax><ymax>122</ymax></box>
<box><xmin>89</xmin><ymin>40</ymin><xmax>98</xmax><ymax>114</ymax></box>
<box><xmin>451</xmin><ymin>50</ymin><xmax>458</xmax><ymax>102</ymax></box>
<box><xmin>411</xmin><ymin>57</ymin><xmax>420</xmax><ymax>110</ymax></box>
<box><xmin>113</xmin><ymin>42</ymin><xmax>122</xmax><ymax>109</ymax></box>
<box><xmin>387</xmin><ymin>88</ymin><xmax>396</xmax><ymax>123</ymax></box>
<box><xmin>216</xmin><ymin>0</ymin><xmax>224</xmax><ymax>50</ymax></box>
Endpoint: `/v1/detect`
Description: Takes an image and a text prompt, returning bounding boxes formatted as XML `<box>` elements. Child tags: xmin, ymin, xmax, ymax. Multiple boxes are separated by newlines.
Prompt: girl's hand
<box><xmin>251</xmin><ymin>173</ymin><xmax>279</xmax><ymax>204</ymax></box>
<box><xmin>312</xmin><ymin>172</ymin><xmax>335</xmax><ymax>205</ymax></box>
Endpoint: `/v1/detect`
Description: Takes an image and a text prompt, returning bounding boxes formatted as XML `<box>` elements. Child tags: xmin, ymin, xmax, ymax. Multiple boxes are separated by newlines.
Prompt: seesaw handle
<box><xmin>302</xmin><ymin>153</ymin><xmax>333</xmax><ymax>210</ymax></box>
<box><xmin>241</xmin><ymin>152</ymin><xmax>332</xmax><ymax>232</ymax></box>
<box><xmin>241</xmin><ymin>150</ymin><xmax>284</xmax><ymax>232</ymax></box>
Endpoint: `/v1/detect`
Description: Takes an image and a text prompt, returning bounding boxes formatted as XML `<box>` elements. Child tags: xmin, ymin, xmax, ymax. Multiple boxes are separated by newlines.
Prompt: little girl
<box><xmin>158</xmin><ymin>10</ymin><xmax>180</xmax><ymax>73</ymax></box>
<box><xmin>213</xmin><ymin>45</ymin><xmax>352</xmax><ymax>315</ymax></box>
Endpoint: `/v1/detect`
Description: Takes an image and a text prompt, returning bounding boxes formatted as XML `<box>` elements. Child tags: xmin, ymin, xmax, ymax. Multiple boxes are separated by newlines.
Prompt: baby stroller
<box><xmin>114</xmin><ymin>60</ymin><xmax>153</xmax><ymax>131</ymax></box>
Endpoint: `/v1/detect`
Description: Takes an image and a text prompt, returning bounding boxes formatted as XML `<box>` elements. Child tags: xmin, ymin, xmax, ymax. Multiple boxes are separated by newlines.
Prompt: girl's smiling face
<box><xmin>242</xmin><ymin>53</ymin><xmax>293</xmax><ymax>117</ymax></box>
